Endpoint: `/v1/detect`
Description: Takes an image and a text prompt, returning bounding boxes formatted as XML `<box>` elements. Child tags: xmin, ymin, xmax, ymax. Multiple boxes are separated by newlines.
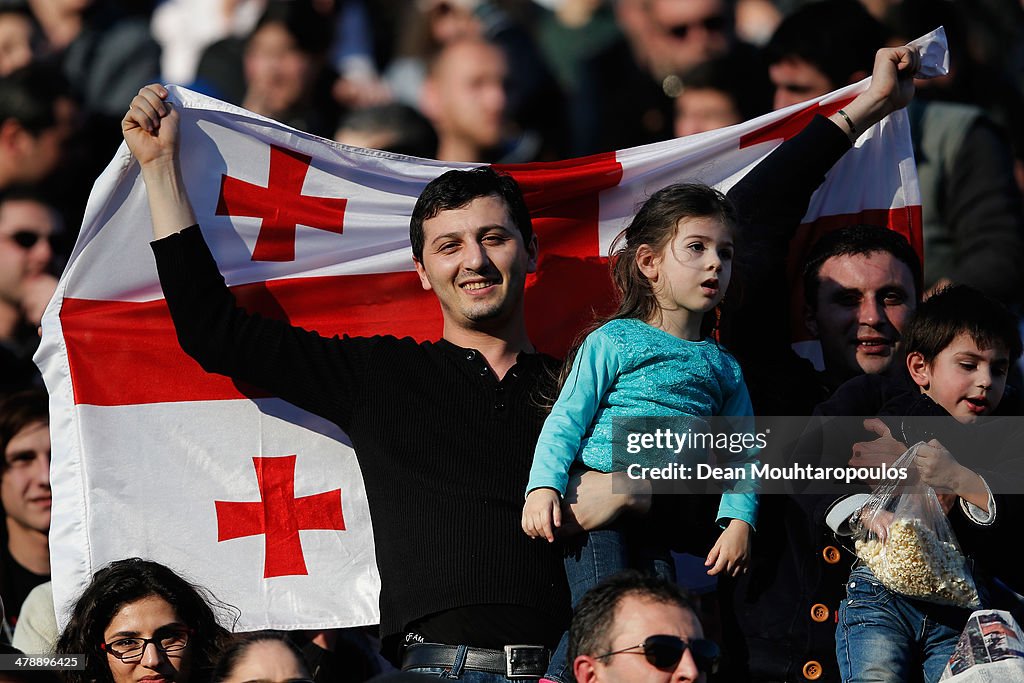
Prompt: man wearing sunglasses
<box><xmin>570</xmin><ymin>571</ymin><xmax>718</xmax><ymax>683</ymax></box>
<box><xmin>0</xmin><ymin>188</ymin><xmax>58</xmax><ymax>392</ymax></box>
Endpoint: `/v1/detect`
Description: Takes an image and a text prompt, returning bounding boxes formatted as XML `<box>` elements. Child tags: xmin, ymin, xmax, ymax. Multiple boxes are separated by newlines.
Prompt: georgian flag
<box><xmin>36</xmin><ymin>31</ymin><xmax>948</xmax><ymax>630</ymax></box>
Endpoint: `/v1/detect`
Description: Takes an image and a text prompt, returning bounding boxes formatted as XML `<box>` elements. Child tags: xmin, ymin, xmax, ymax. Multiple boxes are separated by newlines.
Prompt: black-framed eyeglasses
<box><xmin>594</xmin><ymin>635</ymin><xmax>720</xmax><ymax>673</ymax></box>
<box><xmin>101</xmin><ymin>628</ymin><xmax>193</xmax><ymax>661</ymax></box>
<box><xmin>666</xmin><ymin>15</ymin><xmax>727</xmax><ymax>39</ymax></box>
<box><xmin>2</xmin><ymin>231</ymin><xmax>49</xmax><ymax>250</ymax></box>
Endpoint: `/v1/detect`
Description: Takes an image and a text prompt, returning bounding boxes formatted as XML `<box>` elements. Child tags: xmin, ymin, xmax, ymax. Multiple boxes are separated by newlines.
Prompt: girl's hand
<box><xmin>522</xmin><ymin>488</ymin><xmax>562</xmax><ymax>542</ymax></box>
<box><xmin>705</xmin><ymin>519</ymin><xmax>752</xmax><ymax>577</ymax></box>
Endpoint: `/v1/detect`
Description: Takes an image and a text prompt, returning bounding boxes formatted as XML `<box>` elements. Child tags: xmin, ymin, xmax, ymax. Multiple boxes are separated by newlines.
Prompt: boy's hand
<box><xmin>913</xmin><ymin>440</ymin><xmax>989</xmax><ymax>513</ymax></box>
<box><xmin>914</xmin><ymin>439</ymin><xmax>964</xmax><ymax>492</ymax></box>
<box><xmin>858</xmin><ymin>508</ymin><xmax>895</xmax><ymax>543</ymax></box>
<box><xmin>705</xmin><ymin>519</ymin><xmax>752</xmax><ymax>577</ymax></box>
<box><xmin>522</xmin><ymin>488</ymin><xmax>561</xmax><ymax>542</ymax></box>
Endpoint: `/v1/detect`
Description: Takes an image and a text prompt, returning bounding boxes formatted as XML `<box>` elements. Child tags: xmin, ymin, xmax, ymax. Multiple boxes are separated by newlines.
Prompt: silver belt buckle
<box><xmin>504</xmin><ymin>644</ymin><xmax>547</xmax><ymax>679</ymax></box>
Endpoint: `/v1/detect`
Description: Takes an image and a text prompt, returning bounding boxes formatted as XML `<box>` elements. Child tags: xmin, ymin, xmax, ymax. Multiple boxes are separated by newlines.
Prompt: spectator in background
<box><xmin>569</xmin><ymin>571</ymin><xmax>718</xmax><ymax>683</ymax></box>
<box><xmin>0</xmin><ymin>389</ymin><xmax>50</xmax><ymax>637</ymax></box>
<box><xmin>765</xmin><ymin>0</ymin><xmax>1024</xmax><ymax>308</ymax></box>
<box><xmin>673</xmin><ymin>51</ymin><xmax>772</xmax><ymax>137</ymax></box>
<box><xmin>0</xmin><ymin>63</ymin><xmax>75</xmax><ymax>193</ymax></box>
<box><xmin>0</xmin><ymin>3</ymin><xmax>47</xmax><ymax>76</ymax></box>
<box><xmin>533</xmin><ymin>0</ymin><xmax>620</xmax><ymax>102</ymax></box>
<box><xmin>25</xmin><ymin>0</ymin><xmax>159</xmax><ymax>126</ymax></box>
<box><xmin>575</xmin><ymin>0</ymin><xmax>758</xmax><ymax>154</ymax></box>
<box><xmin>882</xmin><ymin>0</ymin><xmax>1024</xmax><ymax>217</ymax></box>
<box><xmin>420</xmin><ymin>37</ymin><xmax>507</xmax><ymax>162</ymax></box>
<box><xmin>212</xmin><ymin>632</ymin><xmax>312</xmax><ymax>683</ymax></box>
<box><xmin>334</xmin><ymin>103</ymin><xmax>438</xmax><ymax>158</ymax></box>
<box><xmin>151</xmin><ymin>0</ymin><xmax>265</xmax><ymax>87</ymax></box>
<box><xmin>240</xmin><ymin>1</ymin><xmax>339</xmax><ymax>138</ymax></box>
<box><xmin>765</xmin><ymin>0</ymin><xmax>884</xmax><ymax>111</ymax></box>
<box><xmin>645</xmin><ymin>0</ymin><xmax>736</xmax><ymax>82</ymax></box>
<box><xmin>387</xmin><ymin>0</ymin><xmax>565</xmax><ymax>161</ymax></box>
<box><xmin>0</xmin><ymin>189</ymin><xmax>59</xmax><ymax>393</ymax></box>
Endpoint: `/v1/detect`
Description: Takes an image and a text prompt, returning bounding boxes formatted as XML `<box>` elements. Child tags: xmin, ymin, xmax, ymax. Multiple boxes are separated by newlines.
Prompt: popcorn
<box><xmin>855</xmin><ymin>519</ymin><xmax>979</xmax><ymax>608</ymax></box>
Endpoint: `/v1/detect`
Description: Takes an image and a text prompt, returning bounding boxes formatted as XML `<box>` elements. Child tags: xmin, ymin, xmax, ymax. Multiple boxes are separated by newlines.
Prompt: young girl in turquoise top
<box><xmin>522</xmin><ymin>183</ymin><xmax>757</xmax><ymax>682</ymax></box>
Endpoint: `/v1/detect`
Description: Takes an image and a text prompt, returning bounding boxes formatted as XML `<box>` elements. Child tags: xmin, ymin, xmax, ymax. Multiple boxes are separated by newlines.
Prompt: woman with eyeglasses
<box><xmin>56</xmin><ymin>558</ymin><xmax>234</xmax><ymax>683</ymax></box>
<box><xmin>211</xmin><ymin>632</ymin><xmax>312</xmax><ymax>683</ymax></box>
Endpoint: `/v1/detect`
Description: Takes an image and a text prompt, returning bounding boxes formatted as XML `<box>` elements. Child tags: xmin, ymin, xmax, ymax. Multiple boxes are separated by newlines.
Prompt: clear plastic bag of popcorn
<box><xmin>851</xmin><ymin>442</ymin><xmax>980</xmax><ymax>609</ymax></box>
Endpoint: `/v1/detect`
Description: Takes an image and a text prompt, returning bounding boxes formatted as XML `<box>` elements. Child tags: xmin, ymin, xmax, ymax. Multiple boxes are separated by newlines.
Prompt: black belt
<box><xmin>402</xmin><ymin>643</ymin><xmax>549</xmax><ymax>679</ymax></box>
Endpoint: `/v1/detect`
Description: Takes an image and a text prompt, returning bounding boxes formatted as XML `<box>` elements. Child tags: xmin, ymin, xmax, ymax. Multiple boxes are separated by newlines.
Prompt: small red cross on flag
<box><xmin>215</xmin><ymin>454</ymin><xmax>346</xmax><ymax>578</ymax></box>
<box><xmin>216</xmin><ymin>145</ymin><xmax>348</xmax><ymax>262</ymax></box>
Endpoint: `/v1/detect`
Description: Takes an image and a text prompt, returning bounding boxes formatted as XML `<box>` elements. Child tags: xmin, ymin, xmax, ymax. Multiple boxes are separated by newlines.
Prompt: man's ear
<box><xmin>573</xmin><ymin>656</ymin><xmax>599</xmax><ymax>683</ymax></box>
<box><xmin>0</xmin><ymin>118</ymin><xmax>25</xmax><ymax>153</ymax></box>
<box><xmin>636</xmin><ymin>244</ymin><xmax>659</xmax><ymax>282</ymax></box>
<box><xmin>906</xmin><ymin>351</ymin><xmax>931</xmax><ymax>388</ymax></box>
<box><xmin>525</xmin><ymin>233</ymin><xmax>538</xmax><ymax>273</ymax></box>
<box><xmin>413</xmin><ymin>257</ymin><xmax>432</xmax><ymax>291</ymax></box>
<box><xmin>804</xmin><ymin>305</ymin><xmax>819</xmax><ymax>339</ymax></box>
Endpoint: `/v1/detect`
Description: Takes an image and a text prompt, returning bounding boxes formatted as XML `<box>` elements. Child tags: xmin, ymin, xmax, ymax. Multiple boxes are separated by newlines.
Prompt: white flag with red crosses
<box><xmin>37</xmin><ymin>31</ymin><xmax>947</xmax><ymax>631</ymax></box>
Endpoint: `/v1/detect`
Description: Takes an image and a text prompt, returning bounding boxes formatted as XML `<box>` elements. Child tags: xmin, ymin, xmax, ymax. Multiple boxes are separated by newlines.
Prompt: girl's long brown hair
<box><xmin>545</xmin><ymin>183</ymin><xmax>738</xmax><ymax>407</ymax></box>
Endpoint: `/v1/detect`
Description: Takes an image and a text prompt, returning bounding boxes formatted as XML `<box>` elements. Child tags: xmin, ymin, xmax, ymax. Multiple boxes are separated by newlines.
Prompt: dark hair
<box><xmin>547</xmin><ymin>184</ymin><xmax>737</xmax><ymax>399</ymax></box>
<box><xmin>568</xmin><ymin>570</ymin><xmax>695</xmax><ymax>663</ymax></box>
<box><xmin>250</xmin><ymin>0</ymin><xmax>332</xmax><ymax>56</ymax></box>
<box><xmin>0</xmin><ymin>60</ymin><xmax>72</xmax><ymax>135</ymax></box>
<box><xmin>336</xmin><ymin>103</ymin><xmax>439</xmax><ymax>159</ymax></box>
<box><xmin>56</xmin><ymin>558</ymin><xmax>236</xmax><ymax>683</ymax></box>
<box><xmin>0</xmin><ymin>3</ymin><xmax>45</xmax><ymax>60</ymax></box>
<box><xmin>608</xmin><ymin>183</ymin><xmax>736</xmax><ymax>329</ymax></box>
<box><xmin>409</xmin><ymin>167</ymin><xmax>532</xmax><ymax>261</ymax></box>
<box><xmin>0</xmin><ymin>388</ymin><xmax>48</xmax><ymax>472</ymax></box>
<box><xmin>802</xmin><ymin>225</ymin><xmax>922</xmax><ymax>310</ymax></box>
<box><xmin>212</xmin><ymin>632</ymin><xmax>310</xmax><ymax>683</ymax></box>
<box><xmin>0</xmin><ymin>185</ymin><xmax>61</xmax><ymax>232</ymax></box>
<box><xmin>765</xmin><ymin>0</ymin><xmax>888</xmax><ymax>89</ymax></box>
<box><xmin>679</xmin><ymin>52</ymin><xmax>772</xmax><ymax>123</ymax></box>
<box><xmin>903</xmin><ymin>285</ymin><xmax>1022</xmax><ymax>363</ymax></box>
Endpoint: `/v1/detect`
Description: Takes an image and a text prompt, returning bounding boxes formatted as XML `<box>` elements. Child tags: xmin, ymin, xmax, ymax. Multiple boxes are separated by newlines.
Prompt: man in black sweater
<box><xmin>122</xmin><ymin>85</ymin><xmax>650</xmax><ymax>680</ymax></box>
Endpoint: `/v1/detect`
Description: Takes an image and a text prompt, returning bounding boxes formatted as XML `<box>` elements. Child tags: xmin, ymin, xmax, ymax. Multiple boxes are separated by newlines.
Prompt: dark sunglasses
<box><xmin>3</xmin><ymin>230</ymin><xmax>48</xmax><ymax>250</ymax></box>
<box><xmin>595</xmin><ymin>634</ymin><xmax>720</xmax><ymax>673</ymax></box>
<box><xmin>666</xmin><ymin>15</ymin><xmax>727</xmax><ymax>39</ymax></box>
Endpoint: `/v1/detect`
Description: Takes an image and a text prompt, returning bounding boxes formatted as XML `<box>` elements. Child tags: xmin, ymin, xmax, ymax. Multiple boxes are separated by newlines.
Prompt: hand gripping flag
<box><xmin>37</xmin><ymin>31</ymin><xmax>948</xmax><ymax>631</ymax></box>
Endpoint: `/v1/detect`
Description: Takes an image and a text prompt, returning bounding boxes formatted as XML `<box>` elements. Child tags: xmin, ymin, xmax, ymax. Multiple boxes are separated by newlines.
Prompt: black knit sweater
<box><xmin>152</xmin><ymin>227</ymin><xmax>570</xmax><ymax>654</ymax></box>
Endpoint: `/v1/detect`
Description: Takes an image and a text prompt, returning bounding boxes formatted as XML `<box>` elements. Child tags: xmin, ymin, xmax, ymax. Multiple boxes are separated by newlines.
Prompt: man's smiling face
<box><xmin>413</xmin><ymin>194</ymin><xmax>537</xmax><ymax>333</ymax></box>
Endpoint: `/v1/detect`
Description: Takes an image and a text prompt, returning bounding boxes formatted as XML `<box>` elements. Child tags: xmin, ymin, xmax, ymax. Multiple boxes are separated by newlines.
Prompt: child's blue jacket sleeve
<box><xmin>716</xmin><ymin>378</ymin><xmax>760</xmax><ymax>529</ymax></box>
<box><xmin>526</xmin><ymin>330</ymin><xmax>620</xmax><ymax>496</ymax></box>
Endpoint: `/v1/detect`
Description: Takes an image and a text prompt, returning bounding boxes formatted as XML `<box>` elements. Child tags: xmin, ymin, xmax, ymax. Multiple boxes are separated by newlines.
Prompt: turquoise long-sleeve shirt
<box><xmin>527</xmin><ymin>318</ymin><xmax>758</xmax><ymax>528</ymax></box>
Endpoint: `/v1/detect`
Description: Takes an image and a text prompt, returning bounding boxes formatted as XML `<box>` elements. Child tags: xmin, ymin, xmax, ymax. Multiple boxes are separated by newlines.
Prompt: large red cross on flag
<box><xmin>37</xmin><ymin>31</ymin><xmax>947</xmax><ymax>631</ymax></box>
